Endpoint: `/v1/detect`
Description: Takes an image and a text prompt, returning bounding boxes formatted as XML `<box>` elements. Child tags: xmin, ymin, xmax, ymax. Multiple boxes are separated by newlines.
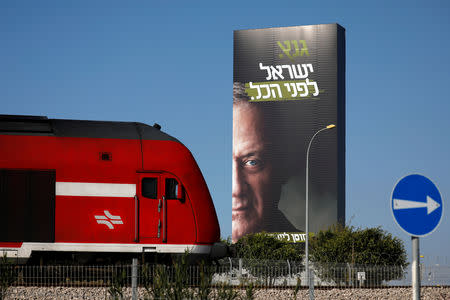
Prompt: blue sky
<box><xmin>1</xmin><ymin>1</ymin><xmax>449</xmax><ymax>260</ymax></box>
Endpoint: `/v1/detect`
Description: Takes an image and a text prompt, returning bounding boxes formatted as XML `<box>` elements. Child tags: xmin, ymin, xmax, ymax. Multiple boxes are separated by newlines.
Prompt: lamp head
<box><xmin>326</xmin><ymin>124</ymin><xmax>336</xmax><ymax>129</ymax></box>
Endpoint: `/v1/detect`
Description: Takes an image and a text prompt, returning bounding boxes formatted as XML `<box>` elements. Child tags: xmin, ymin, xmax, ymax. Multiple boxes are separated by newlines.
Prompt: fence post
<box><xmin>347</xmin><ymin>263</ymin><xmax>352</xmax><ymax>287</ymax></box>
<box><xmin>228</xmin><ymin>257</ymin><xmax>233</xmax><ymax>284</ymax></box>
<box><xmin>132</xmin><ymin>258</ymin><xmax>138</xmax><ymax>300</ymax></box>
<box><xmin>239</xmin><ymin>258</ymin><xmax>243</xmax><ymax>279</ymax></box>
<box><xmin>287</xmin><ymin>260</ymin><xmax>291</xmax><ymax>278</ymax></box>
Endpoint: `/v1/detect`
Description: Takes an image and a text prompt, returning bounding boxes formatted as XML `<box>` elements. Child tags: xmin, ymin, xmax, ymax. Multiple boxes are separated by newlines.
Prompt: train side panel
<box><xmin>0</xmin><ymin>135</ymin><xmax>141</xmax><ymax>244</ymax></box>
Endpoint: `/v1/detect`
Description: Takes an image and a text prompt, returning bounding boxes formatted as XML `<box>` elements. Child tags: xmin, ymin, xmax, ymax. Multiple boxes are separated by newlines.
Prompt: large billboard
<box><xmin>232</xmin><ymin>24</ymin><xmax>345</xmax><ymax>242</ymax></box>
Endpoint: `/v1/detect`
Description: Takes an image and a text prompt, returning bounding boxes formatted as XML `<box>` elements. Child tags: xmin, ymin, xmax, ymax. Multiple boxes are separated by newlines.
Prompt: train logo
<box><xmin>94</xmin><ymin>210</ymin><xmax>123</xmax><ymax>230</ymax></box>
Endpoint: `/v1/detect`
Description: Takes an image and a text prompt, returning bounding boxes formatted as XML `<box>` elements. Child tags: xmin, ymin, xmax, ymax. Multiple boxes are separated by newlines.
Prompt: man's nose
<box><xmin>232</xmin><ymin>160</ymin><xmax>245</xmax><ymax>198</ymax></box>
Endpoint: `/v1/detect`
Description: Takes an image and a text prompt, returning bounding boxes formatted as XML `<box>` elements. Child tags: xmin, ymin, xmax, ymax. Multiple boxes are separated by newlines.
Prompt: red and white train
<box><xmin>0</xmin><ymin>115</ymin><xmax>222</xmax><ymax>263</ymax></box>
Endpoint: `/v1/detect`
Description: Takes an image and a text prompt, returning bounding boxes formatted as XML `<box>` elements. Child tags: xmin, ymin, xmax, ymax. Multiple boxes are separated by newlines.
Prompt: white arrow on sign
<box><xmin>393</xmin><ymin>196</ymin><xmax>440</xmax><ymax>215</ymax></box>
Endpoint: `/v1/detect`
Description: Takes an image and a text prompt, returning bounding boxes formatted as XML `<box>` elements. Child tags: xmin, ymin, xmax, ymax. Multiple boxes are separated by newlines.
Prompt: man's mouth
<box><xmin>232</xmin><ymin>199</ymin><xmax>250</xmax><ymax>222</ymax></box>
<box><xmin>232</xmin><ymin>198</ymin><xmax>248</xmax><ymax>212</ymax></box>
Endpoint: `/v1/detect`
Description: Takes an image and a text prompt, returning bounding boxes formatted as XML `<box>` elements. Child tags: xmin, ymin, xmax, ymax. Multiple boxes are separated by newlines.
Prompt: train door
<box><xmin>138</xmin><ymin>173</ymin><xmax>162</xmax><ymax>241</ymax></box>
<box><xmin>138</xmin><ymin>173</ymin><xmax>185</xmax><ymax>243</ymax></box>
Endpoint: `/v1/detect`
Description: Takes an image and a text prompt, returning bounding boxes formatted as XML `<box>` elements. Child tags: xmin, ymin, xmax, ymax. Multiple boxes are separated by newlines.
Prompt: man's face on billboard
<box><xmin>232</xmin><ymin>103</ymin><xmax>279</xmax><ymax>242</ymax></box>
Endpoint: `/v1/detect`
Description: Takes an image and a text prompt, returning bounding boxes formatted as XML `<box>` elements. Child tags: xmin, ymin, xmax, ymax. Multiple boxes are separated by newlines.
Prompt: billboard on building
<box><xmin>232</xmin><ymin>24</ymin><xmax>345</xmax><ymax>243</ymax></box>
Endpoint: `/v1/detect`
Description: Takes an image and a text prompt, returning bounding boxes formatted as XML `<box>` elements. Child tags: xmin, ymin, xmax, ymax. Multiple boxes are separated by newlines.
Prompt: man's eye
<box><xmin>244</xmin><ymin>160</ymin><xmax>260</xmax><ymax>167</ymax></box>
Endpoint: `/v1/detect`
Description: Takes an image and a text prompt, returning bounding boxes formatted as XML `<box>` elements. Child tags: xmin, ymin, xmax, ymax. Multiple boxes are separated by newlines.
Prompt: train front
<box><xmin>138</xmin><ymin>123</ymin><xmax>224</xmax><ymax>257</ymax></box>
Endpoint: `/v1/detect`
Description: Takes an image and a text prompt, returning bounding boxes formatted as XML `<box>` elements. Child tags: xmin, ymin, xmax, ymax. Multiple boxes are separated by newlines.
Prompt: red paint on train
<box><xmin>0</xmin><ymin>116</ymin><xmax>221</xmax><ymax>260</ymax></box>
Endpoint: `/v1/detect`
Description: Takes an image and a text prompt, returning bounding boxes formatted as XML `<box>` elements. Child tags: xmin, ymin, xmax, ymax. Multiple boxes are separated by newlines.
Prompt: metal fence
<box><xmin>216</xmin><ymin>258</ymin><xmax>450</xmax><ymax>287</ymax></box>
<box><xmin>1</xmin><ymin>259</ymin><xmax>449</xmax><ymax>289</ymax></box>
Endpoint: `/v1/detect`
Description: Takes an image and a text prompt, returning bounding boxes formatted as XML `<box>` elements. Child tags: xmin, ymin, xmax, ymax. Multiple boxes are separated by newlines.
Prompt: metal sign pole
<box><xmin>391</xmin><ymin>175</ymin><xmax>442</xmax><ymax>300</ymax></box>
<box><xmin>412</xmin><ymin>236</ymin><xmax>420</xmax><ymax>300</ymax></box>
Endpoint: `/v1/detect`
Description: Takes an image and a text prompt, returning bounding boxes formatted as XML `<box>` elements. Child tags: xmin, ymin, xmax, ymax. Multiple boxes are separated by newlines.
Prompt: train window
<box><xmin>142</xmin><ymin>178</ymin><xmax>157</xmax><ymax>199</ymax></box>
<box><xmin>165</xmin><ymin>178</ymin><xmax>179</xmax><ymax>200</ymax></box>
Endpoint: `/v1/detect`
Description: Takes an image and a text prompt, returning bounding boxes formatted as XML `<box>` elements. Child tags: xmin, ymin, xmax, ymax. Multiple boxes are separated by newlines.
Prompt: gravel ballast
<box><xmin>3</xmin><ymin>286</ymin><xmax>450</xmax><ymax>299</ymax></box>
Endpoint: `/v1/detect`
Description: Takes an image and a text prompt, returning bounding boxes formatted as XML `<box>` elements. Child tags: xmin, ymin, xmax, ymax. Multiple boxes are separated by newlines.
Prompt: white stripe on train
<box><xmin>56</xmin><ymin>182</ymin><xmax>136</xmax><ymax>197</ymax></box>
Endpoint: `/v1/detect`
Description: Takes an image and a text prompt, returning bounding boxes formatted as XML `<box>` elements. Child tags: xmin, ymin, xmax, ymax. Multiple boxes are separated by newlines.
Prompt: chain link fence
<box><xmin>2</xmin><ymin>259</ymin><xmax>449</xmax><ymax>289</ymax></box>
<box><xmin>217</xmin><ymin>258</ymin><xmax>450</xmax><ymax>287</ymax></box>
<box><xmin>1</xmin><ymin>259</ymin><xmax>450</xmax><ymax>300</ymax></box>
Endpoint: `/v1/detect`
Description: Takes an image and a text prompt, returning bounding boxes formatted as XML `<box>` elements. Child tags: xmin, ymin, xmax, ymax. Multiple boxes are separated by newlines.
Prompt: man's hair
<box><xmin>233</xmin><ymin>82</ymin><xmax>251</xmax><ymax>104</ymax></box>
<box><xmin>232</xmin><ymin>82</ymin><xmax>305</xmax><ymax>180</ymax></box>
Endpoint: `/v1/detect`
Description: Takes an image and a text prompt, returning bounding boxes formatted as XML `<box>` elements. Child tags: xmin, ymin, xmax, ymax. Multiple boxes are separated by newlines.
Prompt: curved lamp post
<box><xmin>305</xmin><ymin>124</ymin><xmax>336</xmax><ymax>300</ymax></box>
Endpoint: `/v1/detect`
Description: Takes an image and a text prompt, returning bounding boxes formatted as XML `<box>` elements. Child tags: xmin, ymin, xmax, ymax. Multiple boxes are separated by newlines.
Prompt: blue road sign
<box><xmin>391</xmin><ymin>174</ymin><xmax>443</xmax><ymax>237</ymax></box>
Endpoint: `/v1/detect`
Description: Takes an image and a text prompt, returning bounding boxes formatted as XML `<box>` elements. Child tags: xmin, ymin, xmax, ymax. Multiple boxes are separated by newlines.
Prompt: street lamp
<box><xmin>305</xmin><ymin>124</ymin><xmax>336</xmax><ymax>300</ymax></box>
